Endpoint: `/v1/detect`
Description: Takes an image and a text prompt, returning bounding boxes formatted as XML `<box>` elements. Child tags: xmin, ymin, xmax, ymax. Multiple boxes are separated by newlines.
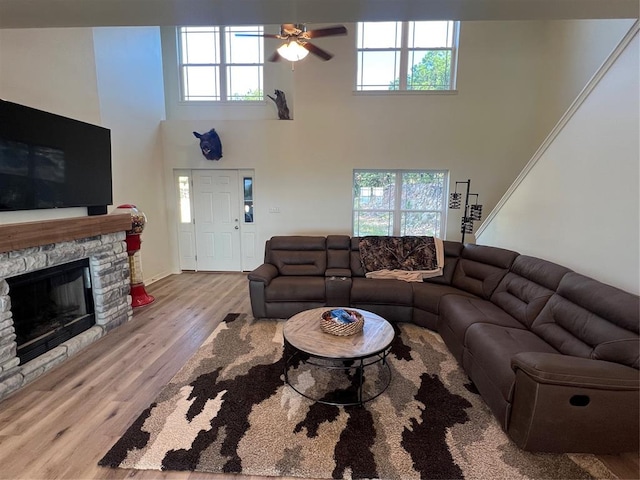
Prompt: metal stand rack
<box><xmin>449</xmin><ymin>179</ymin><xmax>483</xmax><ymax>244</ymax></box>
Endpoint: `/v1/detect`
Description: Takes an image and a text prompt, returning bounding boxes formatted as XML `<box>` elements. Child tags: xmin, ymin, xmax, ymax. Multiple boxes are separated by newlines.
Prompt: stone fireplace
<box><xmin>0</xmin><ymin>214</ymin><xmax>133</xmax><ymax>401</ymax></box>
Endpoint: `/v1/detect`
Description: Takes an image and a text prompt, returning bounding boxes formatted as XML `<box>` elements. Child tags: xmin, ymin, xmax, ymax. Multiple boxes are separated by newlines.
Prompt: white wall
<box><xmin>0</xmin><ymin>20</ymin><xmax>632</xmax><ymax>284</ymax></box>
<box><xmin>477</xmin><ymin>28</ymin><xmax>639</xmax><ymax>294</ymax></box>
<box><xmin>535</xmin><ymin>19</ymin><xmax>635</xmax><ymax>141</ymax></box>
<box><xmin>0</xmin><ymin>28</ymin><xmax>102</xmax><ymax>223</ymax></box>
<box><xmin>0</xmin><ymin>27</ymin><xmax>172</xmax><ymax>283</ymax></box>
<box><xmin>160</xmin><ymin>20</ymin><xmax>629</xmax><ymax>272</ymax></box>
<box><xmin>0</xmin><ymin>28</ymin><xmax>102</xmax><ymax>123</ymax></box>
<box><xmin>92</xmin><ymin>27</ymin><xmax>172</xmax><ymax>282</ymax></box>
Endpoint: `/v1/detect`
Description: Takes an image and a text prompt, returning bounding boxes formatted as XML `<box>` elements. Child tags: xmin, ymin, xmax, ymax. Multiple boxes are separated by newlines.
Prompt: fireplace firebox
<box><xmin>8</xmin><ymin>258</ymin><xmax>96</xmax><ymax>364</ymax></box>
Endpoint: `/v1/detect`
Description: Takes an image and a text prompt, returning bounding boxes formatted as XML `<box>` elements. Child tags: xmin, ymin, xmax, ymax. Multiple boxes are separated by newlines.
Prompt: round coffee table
<box><xmin>283</xmin><ymin>307</ymin><xmax>395</xmax><ymax>407</ymax></box>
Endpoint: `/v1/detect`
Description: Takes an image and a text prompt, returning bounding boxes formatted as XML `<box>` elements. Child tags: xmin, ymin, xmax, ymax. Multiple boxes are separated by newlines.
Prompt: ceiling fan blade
<box><xmin>235</xmin><ymin>33</ymin><xmax>280</xmax><ymax>38</ymax></box>
<box><xmin>305</xmin><ymin>25</ymin><xmax>348</xmax><ymax>38</ymax></box>
<box><xmin>302</xmin><ymin>42</ymin><xmax>333</xmax><ymax>61</ymax></box>
<box><xmin>268</xmin><ymin>50</ymin><xmax>282</xmax><ymax>62</ymax></box>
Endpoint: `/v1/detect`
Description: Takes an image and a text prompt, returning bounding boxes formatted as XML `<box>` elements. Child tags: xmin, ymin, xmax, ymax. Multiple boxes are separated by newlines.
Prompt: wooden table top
<box><xmin>283</xmin><ymin>307</ymin><xmax>395</xmax><ymax>359</ymax></box>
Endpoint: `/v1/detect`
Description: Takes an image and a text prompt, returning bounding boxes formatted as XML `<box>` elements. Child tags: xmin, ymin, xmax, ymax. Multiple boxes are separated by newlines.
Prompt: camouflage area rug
<box><xmin>99</xmin><ymin>313</ymin><xmax>613</xmax><ymax>479</ymax></box>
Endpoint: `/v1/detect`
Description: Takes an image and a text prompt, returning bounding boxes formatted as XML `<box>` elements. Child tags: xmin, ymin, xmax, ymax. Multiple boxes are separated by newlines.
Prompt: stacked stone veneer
<box><xmin>0</xmin><ymin>232</ymin><xmax>132</xmax><ymax>401</ymax></box>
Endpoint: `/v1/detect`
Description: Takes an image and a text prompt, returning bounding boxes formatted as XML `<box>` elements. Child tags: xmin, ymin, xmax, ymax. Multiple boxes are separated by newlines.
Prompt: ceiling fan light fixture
<box><xmin>277</xmin><ymin>41</ymin><xmax>309</xmax><ymax>61</ymax></box>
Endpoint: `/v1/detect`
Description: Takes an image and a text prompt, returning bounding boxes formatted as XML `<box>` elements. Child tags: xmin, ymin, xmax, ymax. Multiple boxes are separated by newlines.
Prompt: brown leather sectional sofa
<box><xmin>248</xmin><ymin>235</ymin><xmax>640</xmax><ymax>454</ymax></box>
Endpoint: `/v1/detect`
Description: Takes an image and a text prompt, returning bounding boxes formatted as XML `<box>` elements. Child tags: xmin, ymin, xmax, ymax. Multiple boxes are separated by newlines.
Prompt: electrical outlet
<box><xmin>268</xmin><ymin>207</ymin><xmax>281</xmax><ymax>213</ymax></box>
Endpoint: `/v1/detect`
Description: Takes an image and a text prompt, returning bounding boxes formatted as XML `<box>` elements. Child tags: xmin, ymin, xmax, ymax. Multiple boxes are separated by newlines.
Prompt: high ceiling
<box><xmin>0</xmin><ymin>0</ymin><xmax>638</xmax><ymax>28</ymax></box>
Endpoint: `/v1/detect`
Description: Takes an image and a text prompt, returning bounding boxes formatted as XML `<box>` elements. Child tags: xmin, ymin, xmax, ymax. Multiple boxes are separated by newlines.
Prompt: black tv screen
<box><xmin>0</xmin><ymin>100</ymin><xmax>112</xmax><ymax>213</ymax></box>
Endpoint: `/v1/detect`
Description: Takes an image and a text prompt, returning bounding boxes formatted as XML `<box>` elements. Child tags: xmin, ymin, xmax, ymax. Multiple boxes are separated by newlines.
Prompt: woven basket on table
<box><xmin>320</xmin><ymin>309</ymin><xmax>365</xmax><ymax>336</ymax></box>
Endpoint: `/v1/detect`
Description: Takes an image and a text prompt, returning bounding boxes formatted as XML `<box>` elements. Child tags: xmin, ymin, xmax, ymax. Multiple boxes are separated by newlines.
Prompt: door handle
<box><xmin>235</xmin><ymin>226</ymin><xmax>239</xmax><ymax>229</ymax></box>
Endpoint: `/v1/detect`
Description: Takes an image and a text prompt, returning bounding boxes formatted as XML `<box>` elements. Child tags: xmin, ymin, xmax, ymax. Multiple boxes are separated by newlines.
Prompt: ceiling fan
<box><xmin>237</xmin><ymin>23</ymin><xmax>348</xmax><ymax>62</ymax></box>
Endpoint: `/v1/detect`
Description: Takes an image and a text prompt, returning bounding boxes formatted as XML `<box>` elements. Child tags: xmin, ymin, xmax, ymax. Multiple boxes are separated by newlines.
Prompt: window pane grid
<box><xmin>353</xmin><ymin>170</ymin><xmax>447</xmax><ymax>237</ymax></box>
<box><xmin>182</xmin><ymin>66</ymin><xmax>220</xmax><ymax>101</ymax></box>
<box><xmin>356</xmin><ymin>21</ymin><xmax>458</xmax><ymax>92</ymax></box>
<box><xmin>357</xmin><ymin>50</ymin><xmax>401</xmax><ymax>91</ymax></box>
<box><xmin>227</xmin><ymin>66</ymin><xmax>263</xmax><ymax>101</ymax></box>
<box><xmin>179</xmin><ymin>26</ymin><xmax>263</xmax><ymax>102</ymax></box>
<box><xmin>225</xmin><ymin>26</ymin><xmax>264</xmax><ymax>64</ymax></box>
<box><xmin>407</xmin><ymin>49</ymin><xmax>452</xmax><ymax>90</ymax></box>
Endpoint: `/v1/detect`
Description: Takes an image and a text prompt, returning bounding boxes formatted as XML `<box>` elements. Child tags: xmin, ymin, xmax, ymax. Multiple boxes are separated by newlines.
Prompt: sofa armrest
<box><xmin>325</xmin><ymin>268</ymin><xmax>352</xmax><ymax>278</ymax></box>
<box><xmin>248</xmin><ymin>263</ymin><xmax>279</xmax><ymax>286</ymax></box>
<box><xmin>511</xmin><ymin>352</ymin><xmax>639</xmax><ymax>390</ymax></box>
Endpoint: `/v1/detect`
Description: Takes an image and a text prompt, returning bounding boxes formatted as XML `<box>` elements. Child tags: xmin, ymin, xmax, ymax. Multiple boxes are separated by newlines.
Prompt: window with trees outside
<box><xmin>353</xmin><ymin>170</ymin><xmax>448</xmax><ymax>238</ymax></box>
<box><xmin>178</xmin><ymin>26</ymin><xmax>264</xmax><ymax>101</ymax></box>
<box><xmin>356</xmin><ymin>21</ymin><xmax>459</xmax><ymax>91</ymax></box>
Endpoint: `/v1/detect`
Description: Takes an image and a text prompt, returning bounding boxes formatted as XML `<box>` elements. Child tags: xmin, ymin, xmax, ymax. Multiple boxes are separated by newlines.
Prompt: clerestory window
<box><xmin>356</xmin><ymin>21</ymin><xmax>459</xmax><ymax>92</ymax></box>
<box><xmin>178</xmin><ymin>26</ymin><xmax>264</xmax><ymax>102</ymax></box>
<box><xmin>353</xmin><ymin>170</ymin><xmax>448</xmax><ymax>237</ymax></box>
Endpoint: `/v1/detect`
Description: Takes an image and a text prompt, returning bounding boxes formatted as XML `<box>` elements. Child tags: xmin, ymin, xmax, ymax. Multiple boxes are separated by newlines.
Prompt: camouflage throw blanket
<box><xmin>359</xmin><ymin>236</ymin><xmax>439</xmax><ymax>273</ymax></box>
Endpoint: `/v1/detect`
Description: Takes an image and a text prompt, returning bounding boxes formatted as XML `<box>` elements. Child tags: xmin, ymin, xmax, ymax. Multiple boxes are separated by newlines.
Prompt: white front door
<box><xmin>192</xmin><ymin>170</ymin><xmax>241</xmax><ymax>271</ymax></box>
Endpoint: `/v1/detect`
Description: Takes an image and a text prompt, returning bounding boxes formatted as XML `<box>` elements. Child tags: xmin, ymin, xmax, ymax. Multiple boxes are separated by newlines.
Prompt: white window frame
<box><xmin>355</xmin><ymin>21</ymin><xmax>460</xmax><ymax>93</ymax></box>
<box><xmin>352</xmin><ymin>169</ymin><xmax>449</xmax><ymax>238</ymax></box>
<box><xmin>177</xmin><ymin>26</ymin><xmax>264</xmax><ymax>103</ymax></box>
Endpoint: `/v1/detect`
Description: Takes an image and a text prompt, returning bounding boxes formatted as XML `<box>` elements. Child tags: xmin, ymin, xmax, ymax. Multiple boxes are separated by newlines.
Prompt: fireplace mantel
<box><xmin>0</xmin><ymin>214</ymin><xmax>131</xmax><ymax>254</ymax></box>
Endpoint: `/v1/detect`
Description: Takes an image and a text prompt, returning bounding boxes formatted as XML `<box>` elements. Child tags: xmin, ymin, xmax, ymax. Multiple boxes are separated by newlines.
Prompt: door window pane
<box><xmin>243</xmin><ymin>177</ymin><xmax>254</xmax><ymax>223</ymax></box>
<box><xmin>178</xmin><ymin>176</ymin><xmax>192</xmax><ymax>223</ymax></box>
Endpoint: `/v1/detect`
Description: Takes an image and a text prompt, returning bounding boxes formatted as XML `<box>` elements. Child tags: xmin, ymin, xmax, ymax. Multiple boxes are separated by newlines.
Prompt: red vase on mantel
<box><xmin>112</xmin><ymin>204</ymin><xmax>155</xmax><ymax>308</ymax></box>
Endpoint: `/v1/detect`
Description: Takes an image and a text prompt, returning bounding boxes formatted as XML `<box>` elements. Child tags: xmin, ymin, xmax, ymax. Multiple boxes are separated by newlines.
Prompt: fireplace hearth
<box><xmin>9</xmin><ymin>258</ymin><xmax>96</xmax><ymax>364</ymax></box>
<box><xmin>0</xmin><ymin>214</ymin><xmax>133</xmax><ymax>402</ymax></box>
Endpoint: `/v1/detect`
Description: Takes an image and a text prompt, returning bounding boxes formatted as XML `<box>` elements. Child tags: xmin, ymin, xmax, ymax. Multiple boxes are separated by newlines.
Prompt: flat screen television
<box><xmin>0</xmin><ymin>99</ymin><xmax>112</xmax><ymax>215</ymax></box>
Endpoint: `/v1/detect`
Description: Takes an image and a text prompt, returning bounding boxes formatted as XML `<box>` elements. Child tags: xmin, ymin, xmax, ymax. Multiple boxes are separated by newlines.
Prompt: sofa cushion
<box><xmin>264</xmin><ymin>276</ymin><xmax>326</xmax><ymax>302</ymax></box>
<box><xmin>350</xmin><ymin>237</ymin><xmax>366</xmax><ymax>277</ymax></box>
<box><xmin>530</xmin><ymin>273</ymin><xmax>640</xmax><ymax>369</ymax></box>
<box><xmin>465</xmin><ymin>323</ymin><xmax>559</xmax><ymax>402</ymax></box>
<box><xmin>437</xmin><ymin>294</ymin><xmax>527</xmax><ymax>363</ymax></box>
<box><xmin>327</xmin><ymin>235</ymin><xmax>351</xmax><ymax>270</ymax></box>
<box><xmin>509</xmin><ymin>255</ymin><xmax>572</xmax><ymax>290</ymax></box>
<box><xmin>350</xmin><ymin>277</ymin><xmax>412</xmax><ymax>305</ymax></box>
<box><xmin>268</xmin><ymin>236</ymin><xmax>327</xmax><ymax>276</ymax></box>
<box><xmin>490</xmin><ymin>256</ymin><xmax>572</xmax><ymax>328</ymax></box>
<box><xmin>423</xmin><ymin>240</ymin><xmax>463</xmax><ymax>285</ymax></box>
<box><xmin>451</xmin><ymin>244</ymin><xmax>519</xmax><ymax>299</ymax></box>
<box><xmin>412</xmin><ymin>284</ymin><xmax>475</xmax><ymax>316</ymax></box>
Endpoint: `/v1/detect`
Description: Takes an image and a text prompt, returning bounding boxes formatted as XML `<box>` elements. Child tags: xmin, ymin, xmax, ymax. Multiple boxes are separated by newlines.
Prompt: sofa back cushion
<box><xmin>267</xmin><ymin>236</ymin><xmax>327</xmax><ymax>275</ymax></box>
<box><xmin>350</xmin><ymin>237</ymin><xmax>366</xmax><ymax>277</ymax></box>
<box><xmin>451</xmin><ymin>244</ymin><xmax>519</xmax><ymax>299</ymax></box>
<box><xmin>490</xmin><ymin>255</ymin><xmax>572</xmax><ymax>328</ymax></box>
<box><xmin>530</xmin><ymin>272</ymin><xmax>640</xmax><ymax>369</ymax></box>
<box><xmin>423</xmin><ymin>240</ymin><xmax>463</xmax><ymax>285</ymax></box>
<box><xmin>327</xmin><ymin>235</ymin><xmax>351</xmax><ymax>270</ymax></box>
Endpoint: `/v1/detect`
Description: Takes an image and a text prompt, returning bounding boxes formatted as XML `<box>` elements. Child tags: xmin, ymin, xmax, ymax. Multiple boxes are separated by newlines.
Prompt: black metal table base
<box><xmin>283</xmin><ymin>340</ymin><xmax>392</xmax><ymax>407</ymax></box>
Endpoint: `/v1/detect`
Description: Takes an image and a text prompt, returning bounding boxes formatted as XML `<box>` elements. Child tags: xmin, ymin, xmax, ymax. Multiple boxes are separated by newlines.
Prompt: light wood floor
<box><xmin>0</xmin><ymin>272</ymin><xmax>637</xmax><ymax>480</ymax></box>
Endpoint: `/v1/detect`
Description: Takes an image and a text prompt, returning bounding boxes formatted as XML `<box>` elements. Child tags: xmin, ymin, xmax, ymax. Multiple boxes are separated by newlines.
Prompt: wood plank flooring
<box><xmin>0</xmin><ymin>272</ymin><xmax>637</xmax><ymax>480</ymax></box>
